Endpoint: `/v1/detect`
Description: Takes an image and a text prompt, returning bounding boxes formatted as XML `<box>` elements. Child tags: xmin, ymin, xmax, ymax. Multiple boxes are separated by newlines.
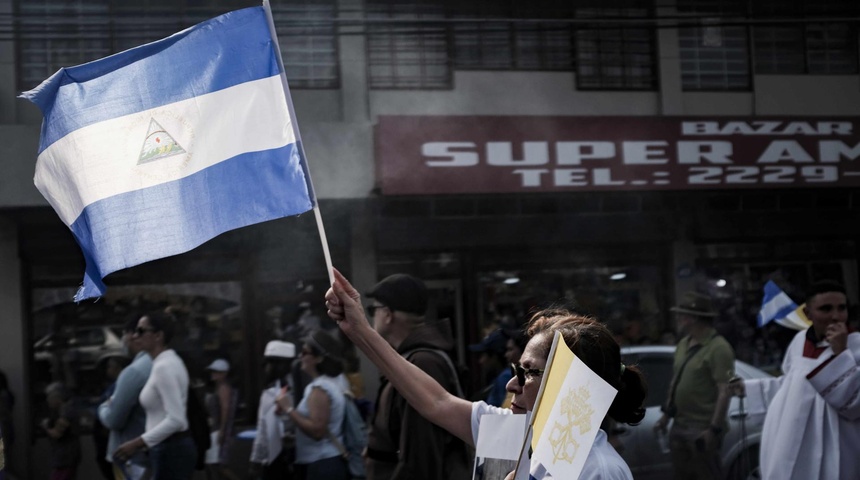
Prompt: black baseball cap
<box><xmin>367</xmin><ymin>274</ymin><xmax>428</xmax><ymax>316</ymax></box>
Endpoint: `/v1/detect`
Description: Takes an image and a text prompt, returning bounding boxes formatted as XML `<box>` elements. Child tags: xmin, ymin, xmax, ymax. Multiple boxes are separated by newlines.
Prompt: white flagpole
<box><xmin>262</xmin><ymin>0</ymin><xmax>334</xmax><ymax>285</ymax></box>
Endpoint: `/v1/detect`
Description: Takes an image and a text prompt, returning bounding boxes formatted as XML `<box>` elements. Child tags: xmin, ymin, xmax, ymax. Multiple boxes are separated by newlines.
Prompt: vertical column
<box><xmin>840</xmin><ymin>258</ymin><xmax>859</xmax><ymax>305</ymax></box>
<box><xmin>655</xmin><ymin>0</ymin><xmax>683</xmax><ymax>115</ymax></box>
<box><xmin>0</xmin><ymin>216</ymin><xmax>28</xmax><ymax>478</ymax></box>
<box><xmin>0</xmin><ymin>0</ymin><xmax>16</xmax><ymax>122</ymax></box>
<box><xmin>349</xmin><ymin>199</ymin><xmax>379</xmax><ymax>396</ymax></box>
<box><xmin>338</xmin><ymin>0</ymin><xmax>370</xmax><ymax>122</ymax></box>
<box><xmin>339</xmin><ymin>0</ymin><xmax>377</xmax><ymax>394</ymax></box>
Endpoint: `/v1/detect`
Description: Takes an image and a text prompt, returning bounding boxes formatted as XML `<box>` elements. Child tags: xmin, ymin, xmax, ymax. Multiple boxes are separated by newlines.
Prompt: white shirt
<box><xmin>139</xmin><ymin>349</ymin><xmax>189</xmax><ymax>447</ymax></box>
<box><xmin>333</xmin><ymin>373</ymin><xmax>351</xmax><ymax>395</ymax></box>
<box><xmin>294</xmin><ymin>376</ymin><xmax>345</xmax><ymax>465</ymax></box>
<box><xmin>470</xmin><ymin>401</ymin><xmax>632</xmax><ymax>480</ymax></box>
<box><xmin>250</xmin><ymin>380</ymin><xmax>295</xmax><ymax>465</ymax></box>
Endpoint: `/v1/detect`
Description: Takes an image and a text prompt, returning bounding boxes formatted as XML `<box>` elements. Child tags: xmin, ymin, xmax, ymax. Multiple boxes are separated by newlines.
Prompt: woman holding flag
<box><xmin>324</xmin><ymin>269</ymin><xmax>647</xmax><ymax>479</ymax></box>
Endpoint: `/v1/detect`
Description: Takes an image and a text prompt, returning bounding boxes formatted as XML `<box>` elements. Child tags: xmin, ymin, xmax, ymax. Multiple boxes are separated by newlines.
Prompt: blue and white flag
<box><xmin>757</xmin><ymin>281</ymin><xmax>811</xmax><ymax>331</ymax></box>
<box><xmin>21</xmin><ymin>6</ymin><xmax>315</xmax><ymax>301</ymax></box>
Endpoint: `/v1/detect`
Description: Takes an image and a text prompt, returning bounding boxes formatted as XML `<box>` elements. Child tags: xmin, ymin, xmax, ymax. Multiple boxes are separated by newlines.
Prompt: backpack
<box><xmin>403</xmin><ymin>348</ymin><xmax>466</xmax><ymax>398</ymax></box>
<box><xmin>329</xmin><ymin>393</ymin><xmax>368</xmax><ymax>479</ymax></box>
<box><xmin>186</xmin><ymin>383</ymin><xmax>211</xmax><ymax>470</ymax></box>
<box><xmin>402</xmin><ymin>348</ymin><xmax>474</xmax><ymax>479</ymax></box>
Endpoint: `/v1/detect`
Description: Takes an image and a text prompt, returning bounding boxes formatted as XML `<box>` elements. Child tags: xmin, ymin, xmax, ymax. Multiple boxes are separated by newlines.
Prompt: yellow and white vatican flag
<box><xmin>529</xmin><ymin>331</ymin><xmax>618</xmax><ymax>479</ymax></box>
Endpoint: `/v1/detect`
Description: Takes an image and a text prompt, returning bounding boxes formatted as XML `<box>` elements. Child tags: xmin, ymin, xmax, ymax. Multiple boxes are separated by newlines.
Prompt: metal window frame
<box><xmin>574</xmin><ymin>6</ymin><xmax>659</xmax><ymax>91</ymax></box>
<box><xmin>676</xmin><ymin>0</ymin><xmax>752</xmax><ymax>92</ymax></box>
<box><xmin>365</xmin><ymin>1</ymin><xmax>453</xmax><ymax>90</ymax></box>
<box><xmin>753</xmin><ymin>21</ymin><xmax>858</xmax><ymax>75</ymax></box>
<box><xmin>14</xmin><ymin>0</ymin><xmax>340</xmax><ymax>91</ymax></box>
<box><xmin>450</xmin><ymin>18</ymin><xmax>575</xmax><ymax>72</ymax></box>
<box><xmin>805</xmin><ymin>22</ymin><xmax>859</xmax><ymax>74</ymax></box>
<box><xmin>271</xmin><ymin>0</ymin><xmax>341</xmax><ymax>89</ymax></box>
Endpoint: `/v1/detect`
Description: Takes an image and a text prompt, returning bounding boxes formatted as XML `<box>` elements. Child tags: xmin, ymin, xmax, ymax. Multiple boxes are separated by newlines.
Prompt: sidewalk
<box><xmin>22</xmin><ymin>431</ymin><xmax>255</xmax><ymax>479</ymax></box>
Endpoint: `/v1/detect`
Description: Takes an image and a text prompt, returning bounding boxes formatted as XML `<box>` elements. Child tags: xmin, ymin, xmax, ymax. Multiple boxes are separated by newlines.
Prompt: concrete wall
<box><xmin>681</xmin><ymin>92</ymin><xmax>755</xmax><ymax>116</ymax></box>
<box><xmin>0</xmin><ymin>217</ymin><xmax>28</xmax><ymax>478</ymax></box>
<box><xmin>754</xmin><ymin>75</ymin><xmax>860</xmax><ymax>115</ymax></box>
<box><xmin>0</xmin><ymin>0</ymin><xmax>15</xmax><ymax>124</ymax></box>
<box><xmin>0</xmin><ymin>126</ymin><xmax>44</xmax><ymax>206</ymax></box>
<box><xmin>291</xmin><ymin>89</ymin><xmax>343</xmax><ymax>123</ymax></box>
<box><xmin>371</xmin><ymin>71</ymin><xmax>661</xmax><ymax>116</ymax></box>
<box><xmin>301</xmin><ymin>122</ymin><xmax>375</xmax><ymax>199</ymax></box>
<box><xmin>13</xmin><ymin>96</ymin><xmax>42</xmax><ymax>126</ymax></box>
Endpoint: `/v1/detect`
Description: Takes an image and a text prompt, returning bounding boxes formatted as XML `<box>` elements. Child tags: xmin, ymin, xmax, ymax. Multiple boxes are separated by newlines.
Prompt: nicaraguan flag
<box><xmin>758</xmin><ymin>281</ymin><xmax>812</xmax><ymax>330</ymax></box>
<box><xmin>21</xmin><ymin>6</ymin><xmax>315</xmax><ymax>301</ymax></box>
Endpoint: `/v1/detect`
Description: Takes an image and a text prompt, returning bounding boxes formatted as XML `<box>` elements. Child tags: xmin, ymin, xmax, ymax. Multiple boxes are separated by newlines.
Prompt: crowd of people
<box><xmin>3</xmin><ymin>273</ymin><xmax>858</xmax><ymax>480</ymax></box>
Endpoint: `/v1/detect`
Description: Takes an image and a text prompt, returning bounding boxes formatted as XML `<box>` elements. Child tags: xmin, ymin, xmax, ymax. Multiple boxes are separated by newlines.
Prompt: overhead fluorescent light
<box><xmin>610</xmin><ymin>272</ymin><xmax>627</xmax><ymax>281</ymax></box>
<box><xmin>503</xmin><ymin>277</ymin><xmax>520</xmax><ymax>285</ymax></box>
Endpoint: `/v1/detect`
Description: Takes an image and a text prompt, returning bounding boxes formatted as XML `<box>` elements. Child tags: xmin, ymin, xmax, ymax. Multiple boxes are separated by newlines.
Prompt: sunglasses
<box><xmin>134</xmin><ymin>326</ymin><xmax>157</xmax><ymax>336</ymax></box>
<box><xmin>510</xmin><ymin>363</ymin><xmax>545</xmax><ymax>387</ymax></box>
<box><xmin>366</xmin><ymin>304</ymin><xmax>389</xmax><ymax>317</ymax></box>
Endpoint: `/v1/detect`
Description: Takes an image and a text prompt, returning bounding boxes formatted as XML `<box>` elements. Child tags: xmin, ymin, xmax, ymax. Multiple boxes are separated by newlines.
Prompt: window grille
<box><xmin>679</xmin><ymin>24</ymin><xmax>750</xmax><ymax>90</ymax></box>
<box><xmin>16</xmin><ymin>0</ymin><xmax>339</xmax><ymax>91</ymax></box>
<box><xmin>514</xmin><ymin>22</ymin><xmax>575</xmax><ymax>71</ymax></box>
<box><xmin>677</xmin><ymin>0</ymin><xmax>750</xmax><ymax>91</ymax></box>
<box><xmin>17</xmin><ymin>0</ymin><xmax>112</xmax><ymax>90</ymax></box>
<box><xmin>451</xmin><ymin>2</ymin><xmax>574</xmax><ymax>71</ymax></box>
<box><xmin>805</xmin><ymin>22</ymin><xmax>858</xmax><ymax>74</ymax></box>
<box><xmin>575</xmin><ymin>8</ymin><xmax>657</xmax><ymax>90</ymax></box>
<box><xmin>453</xmin><ymin>20</ymin><xmax>517</xmax><ymax>70</ymax></box>
<box><xmin>366</xmin><ymin>1</ymin><xmax>450</xmax><ymax>89</ymax></box>
<box><xmin>754</xmin><ymin>23</ymin><xmax>857</xmax><ymax>75</ymax></box>
<box><xmin>753</xmin><ymin>26</ymin><xmax>805</xmax><ymax>74</ymax></box>
<box><xmin>271</xmin><ymin>1</ymin><xmax>340</xmax><ymax>88</ymax></box>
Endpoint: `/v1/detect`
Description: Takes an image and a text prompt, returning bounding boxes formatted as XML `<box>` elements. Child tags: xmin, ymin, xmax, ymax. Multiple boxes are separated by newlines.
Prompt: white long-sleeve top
<box><xmin>139</xmin><ymin>349</ymin><xmax>189</xmax><ymax>447</ymax></box>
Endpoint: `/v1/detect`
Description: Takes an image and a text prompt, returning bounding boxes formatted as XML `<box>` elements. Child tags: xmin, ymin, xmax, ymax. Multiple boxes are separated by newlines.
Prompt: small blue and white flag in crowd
<box><xmin>757</xmin><ymin>280</ymin><xmax>811</xmax><ymax>331</ymax></box>
<box><xmin>21</xmin><ymin>6</ymin><xmax>316</xmax><ymax>301</ymax></box>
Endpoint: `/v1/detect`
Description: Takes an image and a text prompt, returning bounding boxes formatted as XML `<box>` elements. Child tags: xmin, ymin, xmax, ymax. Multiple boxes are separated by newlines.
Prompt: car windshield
<box><xmin>74</xmin><ymin>328</ymin><xmax>104</xmax><ymax>346</ymax></box>
<box><xmin>622</xmin><ymin>347</ymin><xmax>774</xmax><ymax>409</ymax></box>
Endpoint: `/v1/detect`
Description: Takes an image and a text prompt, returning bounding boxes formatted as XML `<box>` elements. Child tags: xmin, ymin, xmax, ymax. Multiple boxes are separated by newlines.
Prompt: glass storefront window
<box><xmin>695</xmin><ymin>241</ymin><xmax>857</xmax><ymax>375</ymax></box>
<box><xmin>477</xmin><ymin>265</ymin><xmax>666</xmax><ymax>346</ymax></box>
<box><xmin>29</xmin><ymin>282</ymin><xmax>242</xmax><ymax>436</ymax></box>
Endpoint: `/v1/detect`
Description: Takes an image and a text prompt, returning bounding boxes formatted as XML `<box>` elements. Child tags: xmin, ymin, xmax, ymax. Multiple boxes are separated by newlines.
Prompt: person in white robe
<box><xmin>732</xmin><ymin>280</ymin><xmax>860</xmax><ymax>479</ymax></box>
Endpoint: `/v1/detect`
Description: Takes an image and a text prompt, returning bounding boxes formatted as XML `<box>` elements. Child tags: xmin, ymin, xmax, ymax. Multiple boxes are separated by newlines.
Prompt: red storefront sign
<box><xmin>375</xmin><ymin>116</ymin><xmax>860</xmax><ymax>194</ymax></box>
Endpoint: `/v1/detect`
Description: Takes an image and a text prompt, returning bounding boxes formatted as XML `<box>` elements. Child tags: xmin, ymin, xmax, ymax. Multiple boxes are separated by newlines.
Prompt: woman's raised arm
<box><xmin>325</xmin><ymin>268</ymin><xmax>475</xmax><ymax>445</ymax></box>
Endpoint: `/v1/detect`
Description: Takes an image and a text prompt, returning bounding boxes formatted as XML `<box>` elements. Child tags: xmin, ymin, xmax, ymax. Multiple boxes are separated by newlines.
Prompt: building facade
<box><xmin>2</xmin><ymin>0</ymin><xmax>860</xmax><ymax>475</ymax></box>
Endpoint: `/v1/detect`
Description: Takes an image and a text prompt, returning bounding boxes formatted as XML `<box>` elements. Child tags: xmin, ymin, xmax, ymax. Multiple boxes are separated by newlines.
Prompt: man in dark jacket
<box><xmin>364</xmin><ymin>274</ymin><xmax>471</xmax><ymax>480</ymax></box>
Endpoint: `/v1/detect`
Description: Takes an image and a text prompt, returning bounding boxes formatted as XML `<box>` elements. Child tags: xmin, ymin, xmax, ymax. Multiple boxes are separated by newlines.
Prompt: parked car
<box><xmin>618</xmin><ymin>345</ymin><xmax>771</xmax><ymax>480</ymax></box>
<box><xmin>33</xmin><ymin>325</ymin><xmax>125</xmax><ymax>370</ymax></box>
